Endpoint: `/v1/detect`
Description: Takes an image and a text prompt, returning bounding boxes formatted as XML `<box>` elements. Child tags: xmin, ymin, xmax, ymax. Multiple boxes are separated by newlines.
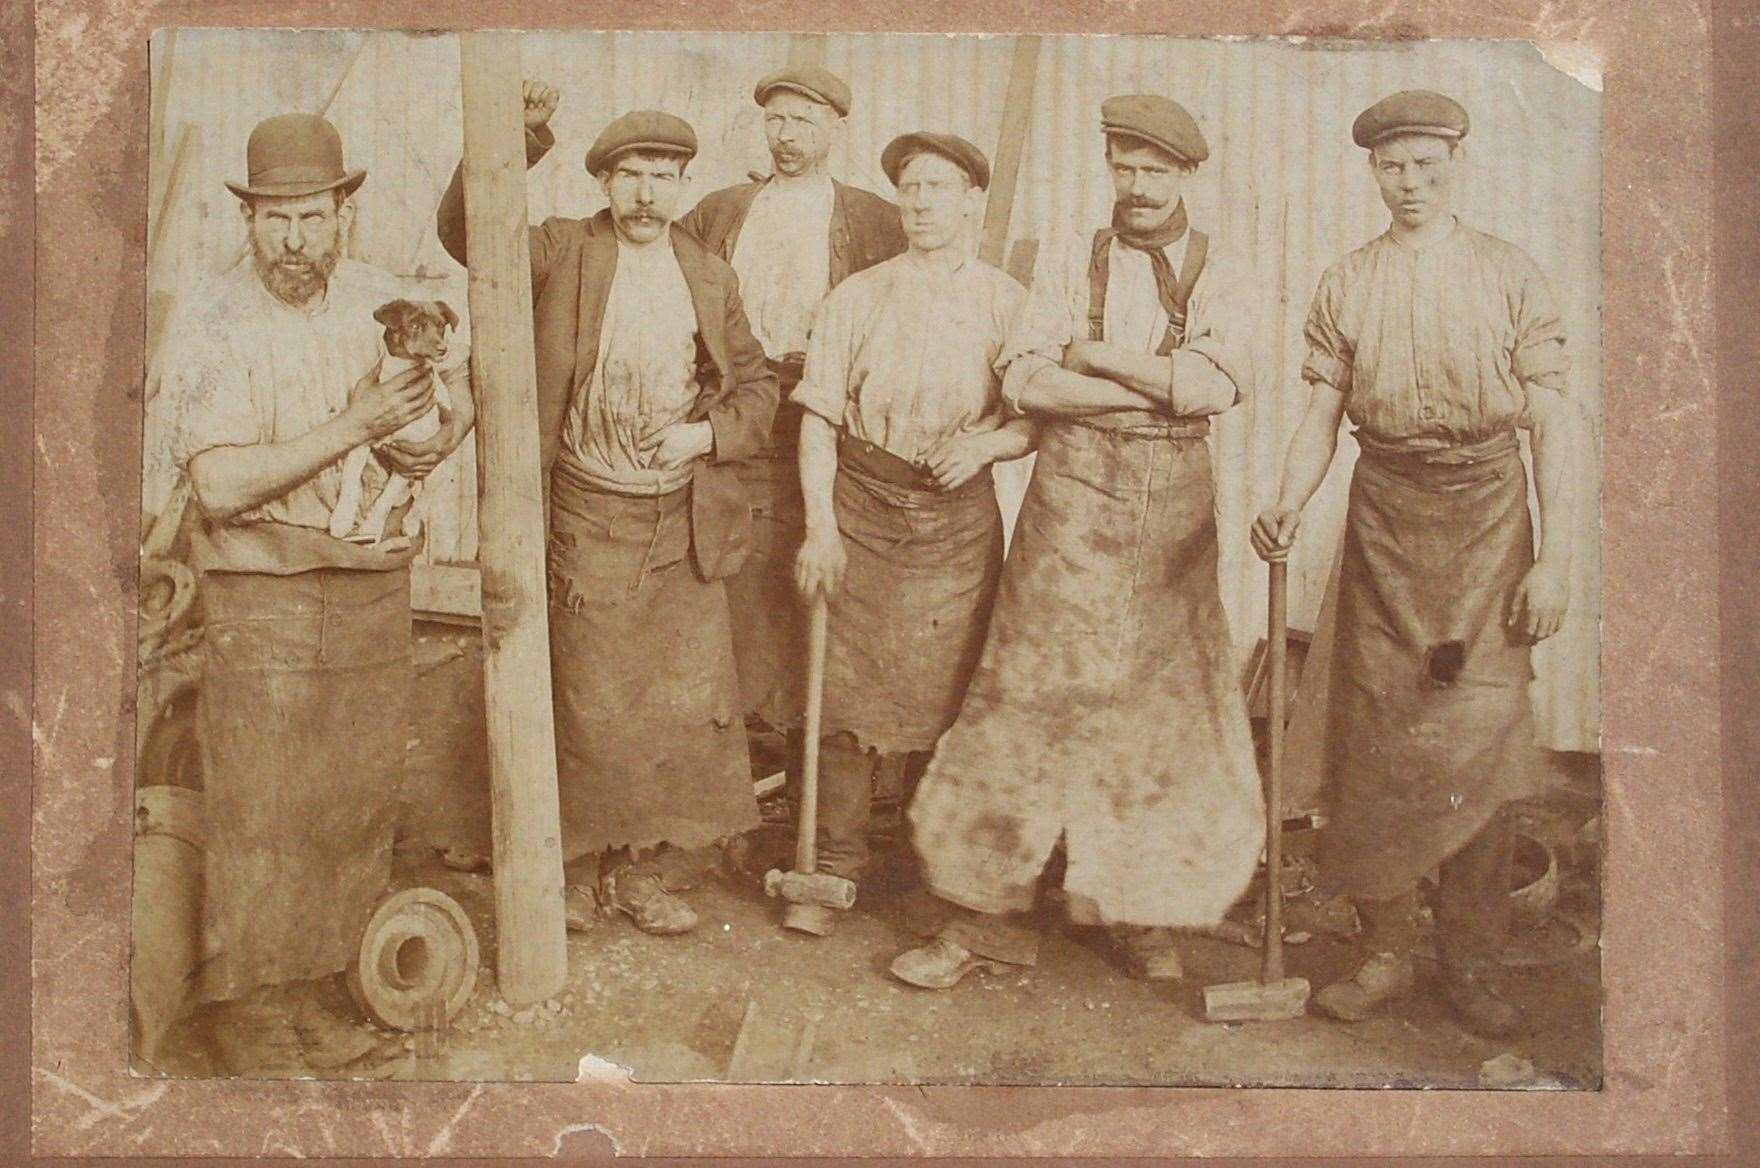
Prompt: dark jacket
<box><xmin>680</xmin><ymin>175</ymin><xmax>907</xmax><ymax>304</ymax></box>
<box><xmin>437</xmin><ymin>128</ymin><xmax>779</xmax><ymax>582</ymax></box>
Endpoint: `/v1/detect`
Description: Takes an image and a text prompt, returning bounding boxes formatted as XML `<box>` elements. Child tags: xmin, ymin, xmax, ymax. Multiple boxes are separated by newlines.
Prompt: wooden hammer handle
<box><xmin>795</xmin><ymin>595</ymin><xmax>830</xmax><ymax>875</ymax></box>
<box><xmin>1263</xmin><ymin>560</ymin><xmax>1289</xmax><ymax>985</ymax></box>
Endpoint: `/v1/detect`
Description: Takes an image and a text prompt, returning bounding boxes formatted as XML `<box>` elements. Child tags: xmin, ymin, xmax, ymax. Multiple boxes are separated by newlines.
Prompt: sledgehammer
<box><xmin>765</xmin><ymin>594</ymin><xmax>856</xmax><ymax>934</ymax></box>
<box><xmin>1202</xmin><ymin>560</ymin><xmax>1310</xmax><ymax>1022</ymax></box>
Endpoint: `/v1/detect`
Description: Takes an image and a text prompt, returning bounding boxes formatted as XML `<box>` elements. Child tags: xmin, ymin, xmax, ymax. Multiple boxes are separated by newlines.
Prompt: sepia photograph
<box><xmin>130</xmin><ymin>26</ymin><xmax>1604</xmax><ymax>1090</ymax></box>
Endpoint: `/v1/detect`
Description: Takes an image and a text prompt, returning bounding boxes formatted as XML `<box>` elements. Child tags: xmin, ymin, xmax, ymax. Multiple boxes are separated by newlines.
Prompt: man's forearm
<box><xmin>189</xmin><ymin>412</ymin><xmax>369</xmax><ymax>521</ymax></box>
<box><xmin>1012</xmin><ymin>361</ymin><xmax>1161</xmax><ymax>418</ymax></box>
<box><xmin>1275</xmin><ymin>383</ymin><xmax>1348</xmax><ymax>513</ymax></box>
<box><xmin>989</xmin><ymin>415</ymin><xmax>1039</xmax><ymax>460</ymax></box>
<box><xmin>1081</xmin><ymin>342</ymin><xmax>1238</xmax><ymax>417</ymax></box>
<box><xmin>798</xmin><ymin>412</ymin><xmax>841</xmax><ymax>534</ymax></box>
<box><xmin>1526</xmin><ymin>385</ymin><xmax>1580</xmax><ymax>569</ymax></box>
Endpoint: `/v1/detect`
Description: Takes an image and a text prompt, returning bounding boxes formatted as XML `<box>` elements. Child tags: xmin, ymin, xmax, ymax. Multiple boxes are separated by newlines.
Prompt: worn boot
<box><xmin>603</xmin><ymin>868</ymin><xmax>698</xmax><ymax>935</ymax></box>
<box><xmin>288</xmin><ymin>978</ymin><xmax>379</xmax><ymax>1069</ymax></box>
<box><xmin>563</xmin><ymin>883</ymin><xmax>600</xmax><ymax>933</ymax></box>
<box><xmin>1109</xmin><ymin>925</ymin><xmax>1185</xmax><ymax>982</ymax></box>
<box><xmin>1313</xmin><ymin>951</ymin><xmax>1417</xmax><ymax>1022</ymax></box>
<box><xmin>889</xmin><ymin>937</ymin><xmax>1014</xmax><ymax>989</ymax></box>
<box><xmin>1442</xmin><ymin>964</ymin><xmax>1521</xmax><ymax>1038</ymax></box>
<box><xmin>207</xmin><ymin>987</ymin><xmax>307</xmax><ymax>1077</ymax></box>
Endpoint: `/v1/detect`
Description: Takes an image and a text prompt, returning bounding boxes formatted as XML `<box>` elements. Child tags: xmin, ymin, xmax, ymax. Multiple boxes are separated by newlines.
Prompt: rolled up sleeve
<box><xmin>1169</xmin><ymin>245</ymin><xmax>1255</xmax><ymax>415</ymax></box>
<box><xmin>1511</xmin><ymin>263</ymin><xmax>1570</xmax><ymax>393</ymax></box>
<box><xmin>994</xmin><ymin>237</ymin><xmax>1082</xmax><ymax>415</ymax></box>
<box><xmin>1300</xmin><ymin>265</ymin><xmax>1354</xmax><ymax>394</ymax></box>
<box><xmin>169</xmin><ymin>325</ymin><xmax>258</xmax><ymax>469</ymax></box>
<box><xmin>789</xmin><ymin>283</ymin><xmax>855</xmax><ymax>428</ymax></box>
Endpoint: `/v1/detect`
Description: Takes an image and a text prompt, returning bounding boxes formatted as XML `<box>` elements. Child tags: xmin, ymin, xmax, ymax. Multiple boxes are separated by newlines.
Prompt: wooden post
<box><xmin>457</xmin><ymin>31</ymin><xmax>568</xmax><ymax>1007</ymax></box>
<box><xmin>978</xmin><ymin>34</ymin><xmax>1041</xmax><ymax>268</ymax></box>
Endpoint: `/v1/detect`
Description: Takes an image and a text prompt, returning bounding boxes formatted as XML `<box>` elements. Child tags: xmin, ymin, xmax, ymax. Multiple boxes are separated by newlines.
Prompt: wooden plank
<box><xmin>978</xmin><ymin>35</ymin><xmax>1041</xmax><ymax>269</ymax></box>
<box><xmin>457</xmin><ymin>32</ymin><xmax>568</xmax><ymax>1008</ymax></box>
<box><xmin>147</xmin><ymin>29</ymin><xmax>177</xmax><ymax>221</ymax></box>
<box><xmin>411</xmin><ymin>562</ymin><xmax>483</xmax><ymax>622</ymax></box>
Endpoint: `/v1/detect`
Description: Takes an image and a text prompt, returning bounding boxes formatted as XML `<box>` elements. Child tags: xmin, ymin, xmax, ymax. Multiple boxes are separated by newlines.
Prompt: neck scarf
<box><xmin>1108</xmin><ymin>199</ymin><xmax>1189</xmax><ymax>325</ymax></box>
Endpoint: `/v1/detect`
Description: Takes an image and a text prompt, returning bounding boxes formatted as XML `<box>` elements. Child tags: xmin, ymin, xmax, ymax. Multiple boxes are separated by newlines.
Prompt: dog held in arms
<box><xmin>329</xmin><ymin>299</ymin><xmax>458</xmax><ymax>546</ymax></box>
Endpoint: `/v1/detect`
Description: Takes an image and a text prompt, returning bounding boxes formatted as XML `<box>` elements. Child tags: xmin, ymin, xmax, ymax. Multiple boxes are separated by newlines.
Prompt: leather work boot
<box><xmin>1312</xmin><ymin>951</ymin><xmax>1417</xmax><ymax>1022</ymax></box>
<box><xmin>1109</xmin><ymin>925</ymin><xmax>1185</xmax><ymax>982</ymax></box>
<box><xmin>1442</xmin><ymin>965</ymin><xmax>1521</xmax><ymax>1038</ymax></box>
<box><xmin>207</xmin><ymin>987</ymin><xmax>308</xmax><ymax>1077</ymax></box>
<box><xmin>603</xmin><ymin>869</ymin><xmax>698</xmax><ymax>935</ymax></box>
<box><xmin>288</xmin><ymin>979</ymin><xmax>379</xmax><ymax>1070</ymax></box>
<box><xmin>563</xmin><ymin>883</ymin><xmax>600</xmax><ymax>933</ymax></box>
<box><xmin>889</xmin><ymin>937</ymin><xmax>1014</xmax><ymax>990</ymax></box>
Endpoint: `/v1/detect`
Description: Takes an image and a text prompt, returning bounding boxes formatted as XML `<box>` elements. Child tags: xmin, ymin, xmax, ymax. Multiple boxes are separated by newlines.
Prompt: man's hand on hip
<box><xmin>639</xmin><ymin>420</ymin><xmax>715</xmax><ymax>470</ymax></box>
<box><xmin>924</xmin><ymin>430</ymin><xmax>1003</xmax><ymax>492</ymax></box>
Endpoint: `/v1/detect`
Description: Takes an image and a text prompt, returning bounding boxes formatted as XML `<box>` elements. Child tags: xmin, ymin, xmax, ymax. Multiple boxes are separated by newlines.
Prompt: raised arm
<box><xmin>436</xmin><ymin>80</ymin><xmax>562</xmax><ymax>283</ymax></box>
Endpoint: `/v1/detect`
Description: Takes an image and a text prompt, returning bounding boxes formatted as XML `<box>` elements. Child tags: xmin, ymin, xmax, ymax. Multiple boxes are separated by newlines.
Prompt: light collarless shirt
<box><xmin>1302</xmin><ymin>218</ymin><xmax>1570</xmax><ymax>449</ymax></box>
<box><xmin>792</xmin><ymin>251</ymin><xmax>1026</xmax><ymax>463</ymax></box>
<box><xmin>561</xmin><ymin>235</ymin><xmax>701</xmax><ymax>494</ymax></box>
<box><xmin>727</xmin><ymin>176</ymin><xmax>836</xmax><ymax>358</ymax></box>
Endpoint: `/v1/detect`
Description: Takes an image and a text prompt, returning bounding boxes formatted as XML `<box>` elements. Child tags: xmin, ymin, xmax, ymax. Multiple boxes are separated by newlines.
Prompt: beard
<box><xmin>251</xmin><ymin>234</ymin><xmax>341</xmax><ymax>306</ymax></box>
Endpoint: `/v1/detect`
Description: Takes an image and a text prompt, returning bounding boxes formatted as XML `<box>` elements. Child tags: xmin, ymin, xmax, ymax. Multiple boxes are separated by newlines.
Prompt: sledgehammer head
<box><xmin>763</xmin><ymin>868</ymin><xmax>856</xmax><ymax>910</ymax></box>
<box><xmin>1201</xmin><ymin>977</ymin><xmax>1311</xmax><ymax>1023</ymax></box>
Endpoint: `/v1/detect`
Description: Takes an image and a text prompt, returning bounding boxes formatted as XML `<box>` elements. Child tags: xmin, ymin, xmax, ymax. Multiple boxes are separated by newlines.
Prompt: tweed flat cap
<box><xmin>225</xmin><ymin>113</ymin><xmax>366</xmax><ymax>200</ymax></box>
<box><xmin>585</xmin><ymin>110</ymin><xmax>698</xmax><ymax>174</ymax></box>
<box><xmin>754</xmin><ymin>65</ymin><xmax>852</xmax><ymax>117</ymax></box>
<box><xmin>1351</xmin><ymin>90</ymin><xmax>1470</xmax><ymax>148</ymax></box>
<box><xmin>1100</xmin><ymin>94</ymin><xmax>1209</xmax><ymax>165</ymax></box>
<box><xmin>880</xmin><ymin>131</ymin><xmax>991</xmax><ymax>190</ymax></box>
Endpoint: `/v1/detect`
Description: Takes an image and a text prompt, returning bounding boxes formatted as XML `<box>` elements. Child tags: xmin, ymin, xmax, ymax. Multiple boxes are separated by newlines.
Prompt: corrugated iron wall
<box><xmin>146</xmin><ymin>30</ymin><xmax>1601</xmax><ymax>750</ymax></box>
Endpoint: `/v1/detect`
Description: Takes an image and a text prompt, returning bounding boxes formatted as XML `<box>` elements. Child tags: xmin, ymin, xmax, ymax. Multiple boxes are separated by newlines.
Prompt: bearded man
<box><xmin>169</xmin><ymin>113</ymin><xmax>475</xmax><ymax>1074</ymax></box>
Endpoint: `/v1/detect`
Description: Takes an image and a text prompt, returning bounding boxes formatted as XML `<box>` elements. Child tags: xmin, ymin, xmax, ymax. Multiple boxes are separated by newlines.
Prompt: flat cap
<box><xmin>1351</xmin><ymin>90</ymin><xmax>1469</xmax><ymax>148</ymax></box>
<box><xmin>754</xmin><ymin>65</ymin><xmax>852</xmax><ymax>117</ymax></box>
<box><xmin>880</xmin><ymin>131</ymin><xmax>991</xmax><ymax>190</ymax></box>
<box><xmin>1100</xmin><ymin>94</ymin><xmax>1209</xmax><ymax>166</ymax></box>
<box><xmin>585</xmin><ymin>109</ymin><xmax>698</xmax><ymax>174</ymax></box>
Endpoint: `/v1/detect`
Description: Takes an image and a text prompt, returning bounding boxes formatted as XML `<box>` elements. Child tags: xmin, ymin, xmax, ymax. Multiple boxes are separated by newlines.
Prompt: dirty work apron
<box><xmin>195</xmin><ymin>564</ymin><xmax>411</xmax><ymax>1004</ymax></box>
<box><xmin>726</xmin><ymin>366</ymin><xmax>809</xmax><ymax>729</ymax></box>
<box><xmin>547</xmin><ymin>458</ymin><xmax>757</xmax><ymax>860</ymax></box>
<box><xmin>819</xmin><ymin>433</ymin><xmax>1004</xmax><ymax>754</ymax></box>
<box><xmin>909</xmin><ymin>418</ymin><xmax>1265</xmax><ymax>927</ymax></box>
<box><xmin>1316</xmin><ymin>430</ymin><xmax>1550</xmax><ymax>900</ymax></box>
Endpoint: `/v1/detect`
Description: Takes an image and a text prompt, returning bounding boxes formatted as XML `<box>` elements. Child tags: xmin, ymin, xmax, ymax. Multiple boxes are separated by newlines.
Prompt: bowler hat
<box><xmin>225</xmin><ymin>113</ymin><xmax>366</xmax><ymax>200</ymax></box>
<box><xmin>754</xmin><ymin>65</ymin><xmax>852</xmax><ymax>117</ymax></box>
<box><xmin>1351</xmin><ymin>90</ymin><xmax>1470</xmax><ymax>149</ymax></box>
<box><xmin>880</xmin><ymin>131</ymin><xmax>991</xmax><ymax>190</ymax></box>
<box><xmin>585</xmin><ymin>110</ymin><xmax>698</xmax><ymax>175</ymax></box>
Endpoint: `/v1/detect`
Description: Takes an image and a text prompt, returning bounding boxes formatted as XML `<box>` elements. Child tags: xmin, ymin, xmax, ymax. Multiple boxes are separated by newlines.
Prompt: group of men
<box><xmin>166</xmin><ymin>64</ymin><xmax>1581</xmax><ymax>1076</ymax></box>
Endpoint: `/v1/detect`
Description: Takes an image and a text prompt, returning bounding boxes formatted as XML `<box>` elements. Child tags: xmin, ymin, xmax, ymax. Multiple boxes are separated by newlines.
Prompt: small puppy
<box><xmin>330</xmin><ymin>299</ymin><xmax>458</xmax><ymax>545</ymax></box>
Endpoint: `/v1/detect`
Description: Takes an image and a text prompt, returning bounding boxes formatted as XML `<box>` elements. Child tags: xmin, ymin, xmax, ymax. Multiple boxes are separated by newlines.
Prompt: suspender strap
<box><xmin>1085</xmin><ymin>227</ymin><xmax>1210</xmax><ymax>354</ymax></box>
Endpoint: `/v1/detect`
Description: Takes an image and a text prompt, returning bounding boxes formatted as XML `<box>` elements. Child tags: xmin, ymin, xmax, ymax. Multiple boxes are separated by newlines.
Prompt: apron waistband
<box><xmin>1356</xmin><ymin>429</ymin><xmax>1520</xmax><ymax>467</ymax></box>
<box><xmin>836</xmin><ymin>431</ymin><xmax>993</xmax><ymax>497</ymax></box>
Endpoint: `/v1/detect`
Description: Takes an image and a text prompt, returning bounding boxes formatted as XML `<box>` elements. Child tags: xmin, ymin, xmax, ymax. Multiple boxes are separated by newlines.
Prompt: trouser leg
<box><xmin>813</xmin><ymin>733</ymin><xmax>877</xmax><ymax>883</ymax></box>
<box><xmin>1355</xmin><ymin>888</ymin><xmax>1421</xmax><ymax>957</ymax></box>
<box><xmin>936</xmin><ymin>901</ymin><xmax>1041</xmax><ymax>967</ymax></box>
<box><xmin>1435</xmin><ymin>805</ymin><xmax>1515</xmax><ymax>973</ymax></box>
